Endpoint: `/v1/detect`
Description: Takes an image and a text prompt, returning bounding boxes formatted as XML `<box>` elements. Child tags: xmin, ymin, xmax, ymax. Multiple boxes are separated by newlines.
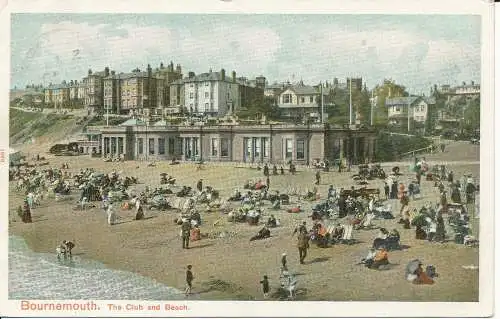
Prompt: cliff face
<box><xmin>9</xmin><ymin>108</ymin><xmax>88</xmax><ymax>153</ymax></box>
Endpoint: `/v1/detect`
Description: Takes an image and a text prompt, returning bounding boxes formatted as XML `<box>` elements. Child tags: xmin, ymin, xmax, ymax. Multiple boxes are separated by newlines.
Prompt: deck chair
<box><xmin>340</xmin><ymin>224</ymin><xmax>355</xmax><ymax>244</ymax></box>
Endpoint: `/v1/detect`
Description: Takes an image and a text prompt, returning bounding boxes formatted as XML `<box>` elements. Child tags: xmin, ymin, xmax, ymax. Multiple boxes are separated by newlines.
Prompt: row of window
<box><xmin>210</xmin><ymin>138</ymin><xmax>230</xmax><ymax>157</ymax></box>
<box><xmin>392</xmin><ymin>105</ymin><xmax>426</xmax><ymax>112</ymax></box>
<box><xmin>284</xmin><ymin>138</ymin><xmax>305</xmax><ymax>160</ymax></box>
<box><xmin>282</xmin><ymin>94</ymin><xmax>314</xmax><ymax>104</ymax></box>
<box><xmin>189</xmin><ymin>92</ymin><xmax>214</xmax><ymax>99</ymax></box>
<box><xmin>137</xmin><ymin>138</ymin><xmax>176</xmax><ymax>155</ymax></box>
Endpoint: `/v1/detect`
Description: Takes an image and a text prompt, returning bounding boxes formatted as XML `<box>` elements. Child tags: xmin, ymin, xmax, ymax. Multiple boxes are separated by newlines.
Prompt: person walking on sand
<box><xmin>134</xmin><ymin>196</ymin><xmax>144</xmax><ymax>220</ymax></box>
<box><xmin>185</xmin><ymin>265</ymin><xmax>194</xmax><ymax>297</ymax></box>
<box><xmin>107</xmin><ymin>203</ymin><xmax>116</xmax><ymax>225</ymax></box>
<box><xmin>315</xmin><ymin>170</ymin><xmax>321</xmax><ymax>185</ymax></box>
<box><xmin>260</xmin><ymin>275</ymin><xmax>270</xmax><ymax>298</ymax></box>
<box><xmin>181</xmin><ymin>219</ymin><xmax>191</xmax><ymax>249</ymax></box>
<box><xmin>281</xmin><ymin>253</ymin><xmax>288</xmax><ymax>275</ymax></box>
<box><xmin>196</xmin><ymin>179</ymin><xmax>203</xmax><ymax>193</ymax></box>
<box><xmin>297</xmin><ymin>231</ymin><xmax>310</xmax><ymax>264</ymax></box>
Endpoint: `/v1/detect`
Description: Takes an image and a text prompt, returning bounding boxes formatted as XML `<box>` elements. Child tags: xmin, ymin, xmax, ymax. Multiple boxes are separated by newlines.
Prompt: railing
<box><xmin>399</xmin><ymin>145</ymin><xmax>435</xmax><ymax>158</ymax></box>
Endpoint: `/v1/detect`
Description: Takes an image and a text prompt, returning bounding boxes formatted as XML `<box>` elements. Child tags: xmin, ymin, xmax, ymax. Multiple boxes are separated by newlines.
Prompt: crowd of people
<box><xmin>10</xmin><ymin>149</ymin><xmax>479</xmax><ymax>299</ymax></box>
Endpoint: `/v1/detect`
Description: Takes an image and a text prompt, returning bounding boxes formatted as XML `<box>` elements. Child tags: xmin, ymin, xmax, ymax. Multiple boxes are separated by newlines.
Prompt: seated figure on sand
<box><xmin>287</xmin><ymin>205</ymin><xmax>302</xmax><ymax>214</ymax></box>
<box><xmin>250</xmin><ymin>226</ymin><xmax>271</xmax><ymax>241</ymax></box>
<box><xmin>365</xmin><ymin>246</ymin><xmax>389</xmax><ymax>269</ymax></box>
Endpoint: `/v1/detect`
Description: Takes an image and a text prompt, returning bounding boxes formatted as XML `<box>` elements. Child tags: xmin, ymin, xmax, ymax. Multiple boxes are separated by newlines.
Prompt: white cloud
<box><xmin>15</xmin><ymin>20</ymin><xmax>479</xmax><ymax>93</ymax></box>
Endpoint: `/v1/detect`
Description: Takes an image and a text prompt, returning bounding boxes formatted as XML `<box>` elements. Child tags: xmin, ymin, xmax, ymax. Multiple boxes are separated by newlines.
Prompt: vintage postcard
<box><xmin>1</xmin><ymin>0</ymin><xmax>495</xmax><ymax>318</ymax></box>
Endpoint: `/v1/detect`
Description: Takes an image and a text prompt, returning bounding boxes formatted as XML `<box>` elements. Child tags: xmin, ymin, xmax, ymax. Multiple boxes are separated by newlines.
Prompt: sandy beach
<box><xmin>9</xmin><ymin>142</ymin><xmax>480</xmax><ymax>301</ymax></box>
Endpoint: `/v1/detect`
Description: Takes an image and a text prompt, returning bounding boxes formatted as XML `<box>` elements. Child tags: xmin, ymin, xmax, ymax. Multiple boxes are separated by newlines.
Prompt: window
<box><xmin>296</xmin><ymin>139</ymin><xmax>305</xmax><ymax>160</ymax></box>
<box><xmin>395</xmin><ymin>106</ymin><xmax>400</xmax><ymax>112</ymax></box>
<box><xmin>158</xmin><ymin>138</ymin><xmax>166</xmax><ymax>155</ymax></box>
<box><xmin>190</xmin><ymin>84</ymin><xmax>194</xmax><ymax>88</ymax></box>
<box><xmin>285</xmin><ymin>139</ymin><xmax>293</xmax><ymax>159</ymax></box>
<box><xmin>189</xmin><ymin>93</ymin><xmax>194</xmax><ymax>99</ymax></box>
<box><xmin>211</xmin><ymin>138</ymin><xmax>219</xmax><ymax>156</ymax></box>
<box><xmin>310</xmin><ymin>96</ymin><xmax>314</xmax><ymax>103</ymax></box>
<box><xmin>254</xmin><ymin>138</ymin><xmax>261</xmax><ymax>159</ymax></box>
<box><xmin>245</xmin><ymin>138</ymin><xmax>252</xmax><ymax>160</ymax></box>
<box><xmin>205</xmin><ymin>82</ymin><xmax>209</xmax><ymax>87</ymax></box>
<box><xmin>221</xmin><ymin>138</ymin><xmax>229</xmax><ymax>157</ymax></box>
<box><xmin>149</xmin><ymin>138</ymin><xmax>155</xmax><ymax>155</ymax></box>
<box><xmin>210</xmin><ymin>92</ymin><xmax>213</xmax><ymax>99</ymax></box>
<box><xmin>138</xmin><ymin>138</ymin><xmax>144</xmax><ymax>154</ymax></box>
<box><xmin>205</xmin><ymin>103</ymin><xmax>209</xmax><ymax>111</ymax></box>
<box><xmin>262</xmin><ymin>137</ymin><xmax>269</xmax><ymax>157</ymax></box>
<box><xmin>205</xmin><ymin>92</ymin><xmax>209</xmax><ymax>98</ymax></box>
<box><xmin>227</xmin><ymin>93</ymin><xmax>230</xmax><ymax>99</ymax></box>
<box><xmin>283</xmin><ymin>94</ymin><xmax>292</xmax><ymax>104</ymax></box>
<box><xmin>301</xmin><ymin>97</ymin><xmax>305</xmax><ymax>103</ymax></box>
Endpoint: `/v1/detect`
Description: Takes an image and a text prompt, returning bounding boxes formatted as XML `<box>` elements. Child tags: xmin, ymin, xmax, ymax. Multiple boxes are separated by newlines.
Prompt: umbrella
<box><xmin>406</xmin><ymin>259</ymin><xmax>422</xmax><ymax>276</ymax></box>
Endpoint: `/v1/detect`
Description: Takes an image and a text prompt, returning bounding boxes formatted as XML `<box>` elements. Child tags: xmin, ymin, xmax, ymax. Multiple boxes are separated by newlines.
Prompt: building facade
<box><xmin>85</xmin><ymin>122</ymin><xmax>377</xmax><ymax>166</ymax></box>
<box><xmin>169</xmin><ymin>69</ymin><xmax>264</xmax><ymax>117</ymax></box>
<box><xmin>83</xmin><ymin>68</ymin><xmax>108</xmax><ymax>114</ymax></box>
<box><xmin>154</xmin><ymin>62</ymin><xmax>183</xmax><ymax>115</ymax></box>
<box><xmin>386</xmin><ymin>96</ymin><xmax>436</xmax><ymax>127</ymax></box>
<box><xmin>277</xmin><ymin>83</ymin><xmax>329</xmax><ymax>121</ymax></box>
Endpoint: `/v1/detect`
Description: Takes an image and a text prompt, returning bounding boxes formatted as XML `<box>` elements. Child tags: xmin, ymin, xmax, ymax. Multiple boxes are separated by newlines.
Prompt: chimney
<box><xmin>160</xmin><ymin>62</ymin><xmax>164</xmax><ymax>69</ymax></box>
<box><xmin>209</xmin><ymin>68</ymin><xmax>212</xmax><ymax>73</ymax></box>
<box><xmin>471</xmin><ymin>80</ymin><xmax>474</xmax><ymax>86</ymax></box>
<box><xmin>462</xmin><ymin>81</ymin><xmax>466</xmax><ymax>86</ymax></box>
<box><xmin>147</xmin><ymin>64</ymin><xmax>152</xmax><ymax>77</ymax></box>
<box><xmin>188</xmin><ymin>72</ymin><xmax>195</xmax><ymax>78</ymax></box>
<box><xmin>105</xmin><ymin>67</ymin><xmax>110</xmax><ymax>77</ymax></box>
<box><xmin>88</xmin><ymin>69</ymin><xmax>93</xmax><ymax>75</ymax></box>
<box><xmin>232</xmin><ymin>71</ymin><xmax>236</xmax><ymax>83</ymax></box>
<box><xmin>221</xmin><ymin>69</ymin><xmax>226</xmax><ymax>81</ymax></box>
<box><xmin>111</xmin><ymin>70</ymin><xmax>115</xmax><ymax>76</ymax></box>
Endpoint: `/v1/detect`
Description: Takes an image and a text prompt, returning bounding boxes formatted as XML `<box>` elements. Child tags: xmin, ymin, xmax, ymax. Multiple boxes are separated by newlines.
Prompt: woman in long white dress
<box><xmin>107</xmin><ymin>203</ymin><xmax>116</xmax><ymax>225</ymax></box>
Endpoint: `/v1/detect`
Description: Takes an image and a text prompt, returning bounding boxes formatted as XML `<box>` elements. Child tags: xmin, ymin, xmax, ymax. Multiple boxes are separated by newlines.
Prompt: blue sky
<box><xmin>11</xmin><ymin>14</ymin><xmax>481</xmax><ymax>93</ymax></box>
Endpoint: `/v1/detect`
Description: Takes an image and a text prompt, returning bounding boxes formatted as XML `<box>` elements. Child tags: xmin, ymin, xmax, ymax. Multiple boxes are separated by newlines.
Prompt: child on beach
<box><xmin>185</xmin><ymin>265</ymin><xmax>194</xmax><ymax>297</ymax></box>
<box><xmin>281</xmin><ymin>253</ymin><xmax>288</xmax><ymax>275</ymax></box>
<box><xmin>260</xmin><ymin>275</ymin><xmax>270</xmax><ymax>298</ymax></box>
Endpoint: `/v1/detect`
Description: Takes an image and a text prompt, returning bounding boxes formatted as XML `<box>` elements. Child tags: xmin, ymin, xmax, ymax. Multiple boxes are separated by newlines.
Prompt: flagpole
<box><xmin>321</xmin><ymin>82</ymin><xmax>325</xmax><ymax>124</ymax></box>
<box><xmin>370</xmin><ymin>89</ymin><xmax>374</xmax><ymax>126</ymax></box>
<box><xmin>349</xmin><ymin>78</ymin><xmax>353</xmax><ymax>126</ymax></box>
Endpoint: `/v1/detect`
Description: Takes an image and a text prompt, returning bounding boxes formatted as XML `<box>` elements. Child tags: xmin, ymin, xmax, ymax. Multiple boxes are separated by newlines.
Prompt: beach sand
<box><xmin>9</xmin><ymin>142</ymin><xmax>480</xmax><ymax>301</ymax></box>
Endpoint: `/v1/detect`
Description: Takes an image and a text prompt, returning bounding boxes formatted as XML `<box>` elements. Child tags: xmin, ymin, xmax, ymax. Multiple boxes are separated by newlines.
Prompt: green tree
<box><xmin>237</xmin><ymin>96</ymin><xmax>281</xmax><ymax>120</ymax></box>
<box><xmin>373</xmin><ymin>79</ymin><xmax>408</xmax><ymax>126</ymax></box>
<box><xmin>463</xmin><ymin>95</ymin><xmax>480</xmax><ymax>132</ymax></box>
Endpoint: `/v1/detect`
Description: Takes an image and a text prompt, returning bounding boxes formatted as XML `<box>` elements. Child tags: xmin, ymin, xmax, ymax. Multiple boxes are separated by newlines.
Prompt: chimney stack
<box><xmin>471</xmin><ymin>80</ymin><xmax>474</xmax><ymax>86</ymax></box>
<box><xmin>232</xmin><ymin>71</ymin><xmax>236</xmax><ymax>83</ymax></box>
<box><xmin>221</xmin><ymin>69</ymin><xmax>226</xmax><ymax>81</ymax></box>
<box><xmin>105</xmin><ymin>67</ymin><xmax>110</xmax><ymax>76</ymax></box>
<box><xmin>88</xmin><ymin>69</ymin><xmax>93</xmax><ymax>75</ymax></box>
<box><xmin>188</xmin><ymin>72</ymin><xmax>195</xmax><ymax>78</ymax></box>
